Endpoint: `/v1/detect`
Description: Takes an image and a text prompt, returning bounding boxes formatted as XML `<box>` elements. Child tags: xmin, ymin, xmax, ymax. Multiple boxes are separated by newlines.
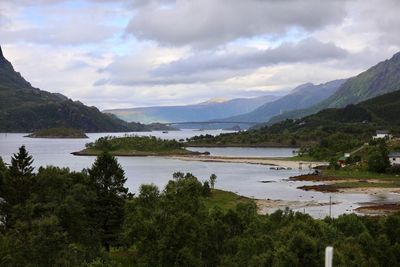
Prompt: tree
<box><xmin>88</xmin><ymin>152</ymin><xmax>128</xmax><ymax>251</ymax></box>
<box><xmin>368</xmin><ymin>150</ymin><xmax>389</xmax><ymax>173</ymax></box>
<box><xmin>9</xmin><ymin>145</ymin><xmax>34</xmax><ymax>177</ymax></box>
<box><xmin>1</xmin><ymin>146</ymin><xmax>36</xmax><ymax>217</ymax></box>
<box><xmin>209</xmin><ymin>174</ymin><xmax>217</xmax><ymax>189</ymax></box>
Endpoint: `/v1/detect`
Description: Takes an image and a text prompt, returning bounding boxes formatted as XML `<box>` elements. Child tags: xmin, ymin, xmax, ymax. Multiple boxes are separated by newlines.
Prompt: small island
<box><xmin>72</xmin><ymin>135</ymin><xmax>201</xmax><ymax>156</ymax></box>
<box><xmin>25</xmin><ymin>127</ymin><xmax>89</xmax><ymax>139</ymax></box>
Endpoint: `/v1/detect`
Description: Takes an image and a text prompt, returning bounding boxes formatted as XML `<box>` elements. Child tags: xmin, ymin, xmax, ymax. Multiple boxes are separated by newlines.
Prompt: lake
<box><xmin>1</xmin><ymin>130</ymin><xmax>399</xmax><ymax>218</ymax></box>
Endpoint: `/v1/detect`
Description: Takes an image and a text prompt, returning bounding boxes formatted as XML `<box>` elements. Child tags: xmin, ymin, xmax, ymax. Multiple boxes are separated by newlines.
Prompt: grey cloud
<box><xmin>95</xmin><ymin>68</ymin><xmax>246</xmax><ymax>87</ymax></box>
<box><xmin>97</xmin><ymin>38</ymin><xmax>348</xmax><ymax>87</ymax></box>
<box><xmin>153</xmin><ymin>38</ymin><xmax>348</xmax><ymax>77</ymax></box>
<box><xmin>126</xmin><ymin>0</ymin><xmax>348</xmax><ymax>48</ymax></box>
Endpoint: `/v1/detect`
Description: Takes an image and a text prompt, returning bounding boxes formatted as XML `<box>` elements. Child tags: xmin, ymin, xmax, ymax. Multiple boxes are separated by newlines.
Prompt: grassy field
<box><xmin>203</xmin><ymin>189</ymin><xmax>253</xmax><ymax>211</ymax></box>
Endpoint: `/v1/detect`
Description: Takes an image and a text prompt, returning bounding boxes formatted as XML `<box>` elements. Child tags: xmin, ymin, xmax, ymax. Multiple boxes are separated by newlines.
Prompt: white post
<box><xmin>325</xmin><ymin>246</ymin><xmax>333</xmax><ymax>267</ymax></box>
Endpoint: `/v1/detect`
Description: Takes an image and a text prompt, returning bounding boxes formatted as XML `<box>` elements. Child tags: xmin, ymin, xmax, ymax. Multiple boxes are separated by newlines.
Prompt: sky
<box><xmin>0</xmin><ymin>0</ymin><xmax>399</xmax><ymax>109</ymax></box>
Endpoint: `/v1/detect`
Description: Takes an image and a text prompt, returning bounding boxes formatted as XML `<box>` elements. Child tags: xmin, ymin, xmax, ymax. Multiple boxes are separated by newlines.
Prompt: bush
<box><xmin>386</xmin><ymin>165</ymin><xmax>400</xmax><ymax>174</ymax></box>
<box><xmin>368</xmin><ymin>151</ymin><xmax>390</xmax><ymax>173</ymax></box>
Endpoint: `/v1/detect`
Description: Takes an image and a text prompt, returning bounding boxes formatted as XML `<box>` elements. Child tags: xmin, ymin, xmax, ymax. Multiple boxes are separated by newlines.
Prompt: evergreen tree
<box><xmin>3</xmin><ymin>145</ymin><xmax>35</xmax><ymax>208</ymax></box>
<box><xmin>88</xmin><ymin>152</ymin><xmax>128</xmax><ymax>251</ymax></box>
<box><xmin>9</xmin><ymin>145</ymin><xmax>34</xmax><ymax>177</ymax></box>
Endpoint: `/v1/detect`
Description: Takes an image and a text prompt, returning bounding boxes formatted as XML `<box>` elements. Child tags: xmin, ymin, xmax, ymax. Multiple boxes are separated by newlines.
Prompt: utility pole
<box><xmin>325</xmin><ymin>246</ymin><xmax>333</xmax><ymax>267</ymax></box>
<box><xmin>329</xmin><ymin>195</ymin><xmax>332</xmax><ymax>218</ymax></box>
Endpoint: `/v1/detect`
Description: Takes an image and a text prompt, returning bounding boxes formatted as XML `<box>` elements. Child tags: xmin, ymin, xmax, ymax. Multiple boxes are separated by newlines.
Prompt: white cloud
<box><xmin>1</xmin><ymin>0</ymin><xmax>400</xmax><ymax>109</ymax></box>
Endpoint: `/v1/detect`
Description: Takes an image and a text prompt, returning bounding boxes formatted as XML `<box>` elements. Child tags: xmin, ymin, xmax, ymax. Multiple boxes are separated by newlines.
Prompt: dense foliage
<box><xmin>1</xmin><ymin>147</ymin><xmax>400</xmax><ymax>266</ymax></box>
<box><xmin>0</xmin><ymin>147</ymin><xmax>128</xmax><ymax>266</ymax></box>
<box><xmin>85</xmin><ymin>135</ymin><xmax>186</xmax><ymax>153</ymax></box>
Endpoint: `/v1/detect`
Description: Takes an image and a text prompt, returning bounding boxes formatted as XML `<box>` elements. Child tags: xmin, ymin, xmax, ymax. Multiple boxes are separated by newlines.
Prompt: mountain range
<box><xmin>0</xmin><ymin>46</ymin><xmax>170</xmax><ymax>132</ymax></box>
<box><xmin>219</xmin><ymin>79</ymin><xmax>346</xmax><ymax>123</ymax></box>
<box><xmin>103</xmin><ymin>95</ymin><xmax>279</xmax><ymax>124</ymax></box>
<box><xmin>268</xmin><ymin>51</ymin><xmax>400</xmax><ymax>124</ymax></box>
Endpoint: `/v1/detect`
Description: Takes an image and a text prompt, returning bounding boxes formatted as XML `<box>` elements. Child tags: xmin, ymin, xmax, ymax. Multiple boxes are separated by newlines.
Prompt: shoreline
<box><xmin>167</xmin><ymin>154</ymin><xmax>327</xmax><ymax>169</ymax></box>
<box><xmin>186</xmin><ymin>143</ymin><xmax>300</xmax><ymax>148</ymax></box>
<box><xmin>291</xmin><ymin>174</ymin><xmax>400</xmax><ymax>195</ymax></box>
<box><xmin>25</xmin><ymin>135</ymin><xmax>89</xmax><ymax>139</ymax></box>
<box><xmin>71</xmin><ymin>149</ymin><xmax>205</xmax><ymax>157</ymax></box>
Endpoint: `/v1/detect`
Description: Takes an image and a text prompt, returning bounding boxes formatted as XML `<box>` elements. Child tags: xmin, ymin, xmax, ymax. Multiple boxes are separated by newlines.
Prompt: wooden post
<box><xmin>325</xmin><ymin>246</ymin><xmax>333</xmax><ymax>267</ymax></box>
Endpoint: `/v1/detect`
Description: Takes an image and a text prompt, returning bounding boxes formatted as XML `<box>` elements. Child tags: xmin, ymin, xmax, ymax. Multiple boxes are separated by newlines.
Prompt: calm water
<box><xmin>1</xmin><ymin>130</ymin><xmax>399</xmax><ymax>218</ymax></box>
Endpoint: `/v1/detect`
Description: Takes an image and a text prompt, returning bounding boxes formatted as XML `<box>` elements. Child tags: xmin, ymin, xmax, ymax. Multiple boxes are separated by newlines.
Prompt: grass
<box><xmin>323</xmin><ymin>169</ymin><xmax>400</xmax><ymax>181</ymax></box>
<box><xmin>284</xmin><ymin>154</ymin><xmax>320</xmax><ymax>162</ymax></box>
<box><xmin>203</xmin><ymin>189</ymin><xmax>253</xmax><ymax>211</ymax></box>
<box><xmin>334</xmin><ymin>181</ymin><xmax>400</xmax><ymax>188</ymax></box>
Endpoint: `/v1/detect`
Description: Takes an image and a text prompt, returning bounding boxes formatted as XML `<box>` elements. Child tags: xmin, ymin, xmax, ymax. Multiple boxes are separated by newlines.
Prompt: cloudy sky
<box><xmin>1</xmin><ymin>0</ymin><xmax>399</xmax><ymax>109</ymax></box>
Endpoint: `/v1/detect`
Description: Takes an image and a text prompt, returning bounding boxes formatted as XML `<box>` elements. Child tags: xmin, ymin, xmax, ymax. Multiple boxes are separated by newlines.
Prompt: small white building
<box><xmin>373</xmin><ymin>130</ymin><xmax>392</xmax><ymax>140</ymax></box>
<box><xmin>389</xmin><ymin>152</ymin><xmax>400</xmax><ymax>166</ymax></box>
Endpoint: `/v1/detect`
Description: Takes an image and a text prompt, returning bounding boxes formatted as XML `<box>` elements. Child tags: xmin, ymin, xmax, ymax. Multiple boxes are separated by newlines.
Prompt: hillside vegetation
<box><xmin>26</xmin><ymin>127</ymin><xmax>88</xmax><ymax>138</ymax></box>
<box><xmin>220</xmin><ymin>79</ymin><xmax>345</xmax><ymax>123</ymax></box>
<box><xmin>269</xmin><ymin>51</ymin><xmax>400</xmax><ymax>124</ymax></box>
<box><xmin>75</xmin><ymin>135</ymin><xmax>194</xmax><ymax>156</ymax></box>
<box><xmin>0</xmin><ymin>46</ymin><xmax>172</xmax><ymax>133</ymax></box>
<box><xmin>1</xmin><ymin>148</ymin><xmax>400</xmax><ymax>266</ymax></box>
<box><xmin>188</xmin><ymin>90</ymin><xmax>400</xmax><ymax>160</ymax></box>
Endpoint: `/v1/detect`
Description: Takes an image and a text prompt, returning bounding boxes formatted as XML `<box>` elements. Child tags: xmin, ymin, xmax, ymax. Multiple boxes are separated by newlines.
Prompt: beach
<box><xmin>167</xmin><ymin>154</ymin><xmax>328</xmax><ymax>169</ymax></box>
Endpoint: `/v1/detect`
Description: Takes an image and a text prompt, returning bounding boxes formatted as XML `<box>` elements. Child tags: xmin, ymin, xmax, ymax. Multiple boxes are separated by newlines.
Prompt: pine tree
<box><xmin>9</xmin><ymin>145</ymin><xmax>34</xmax><ymax>177</ymax></box>
<box><xmin>7</xmin><ymin>145</ymin><xmax>35</xmax><ymax>205</ymax></box>
<box><xmin>88</xmin><ymin>152</ymin><xmax>128</xmax><ymax>251</ymax></box>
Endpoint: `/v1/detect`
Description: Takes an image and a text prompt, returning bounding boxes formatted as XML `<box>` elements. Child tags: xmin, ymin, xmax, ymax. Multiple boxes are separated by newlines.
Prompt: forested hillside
<box><xmin>220</xmin><ymin>79</ymin><xmax>345</xmax><ymax>123</ymax></box>
<box><xmin>0</xmin><ymin>46</ymin><xmax>163</xmax><ymax>132</ymax></box>
<box><xmin>188</xmin><ymin>90</ymin><xmax>400</xmax><ymax>159</ymax></box>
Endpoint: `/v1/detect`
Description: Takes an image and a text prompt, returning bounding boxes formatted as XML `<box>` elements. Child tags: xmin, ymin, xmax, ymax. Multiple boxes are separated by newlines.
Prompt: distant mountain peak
<box><xmin>391</xmin><ymin>51</ymin><xmax>400</xmax><ymax>61</ymax></box>
<box><xmin>201</xmin><ymin>97</ymin><xmax>227</xmax><ymax>104</ymax></box>
<box><xmin>290</xmin><ymin>82</ymin><xmax>314</xmax><ymax>94</ymax></box>
<box><xmin>0</xmin><ymin>45</ymin><xmax>3</xmax><ymax>58</ymax></box>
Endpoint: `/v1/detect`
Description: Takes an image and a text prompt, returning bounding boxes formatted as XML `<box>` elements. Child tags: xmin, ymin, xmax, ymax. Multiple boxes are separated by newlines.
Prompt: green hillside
<box><xmin>219</xmin><ymin>79</ymin><xmax>345</xmax><ymax>123</ymax></box>
<box><xmin>188</xmin><ymin>90</ymin><xmax>400</xmax><ymax>159</ymax></box>
<box><xmin>268</xmin><ymin>51</ymin><xmax>400</xmax><ymax>124</ymax></box>
<box><xmin>0</xmin><ymin>46</ymin><xmax>174</xmax><ymax>133</ymax></box>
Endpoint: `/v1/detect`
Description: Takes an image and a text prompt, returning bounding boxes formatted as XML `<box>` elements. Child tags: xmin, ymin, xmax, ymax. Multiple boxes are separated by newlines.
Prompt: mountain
<box><xmin>268</xmin><ymin>51</ymin><xmax>400</xmax><ymax>124</ymax></box>
<box><xmin>310</xmin><ymin>89</ymin><xmax>400</xmax><ymax>125</ymax></box>
<box><xmin>0</xmin><ymin>45</ymin><xmax>167</xmax><ymax>133</ymax></box>
<box><xmin>187</xmin><ymin>89</ymin><xmax>400</xmax><ymax>150</ymax></box>
<box><xmin>103</xmin><ymin>95</ymin><xmax>279</xmax><ymax>124</ymax></box>
<box><xmin>219</xmin><ymin>79</ymin><xmax>346</xmax><ymax>123</ymax></box>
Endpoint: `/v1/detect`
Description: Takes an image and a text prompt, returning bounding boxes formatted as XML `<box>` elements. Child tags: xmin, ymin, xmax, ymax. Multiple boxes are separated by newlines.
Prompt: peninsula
<box><xmin>72</xmin><ymin>135</ymin><xmax>201</xmax><ymax>156</ymax></box>
<box><xmin>25</xmin><ymin>127</ymin><xmax>88</xmax><ymax>139</ymax></box>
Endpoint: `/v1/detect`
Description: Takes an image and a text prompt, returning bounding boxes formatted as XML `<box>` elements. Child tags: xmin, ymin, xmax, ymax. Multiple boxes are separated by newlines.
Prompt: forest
<box><xmin>1</xmin><ymin>146</ymin><xmax>400</xmax><ymax>266</ymax></box>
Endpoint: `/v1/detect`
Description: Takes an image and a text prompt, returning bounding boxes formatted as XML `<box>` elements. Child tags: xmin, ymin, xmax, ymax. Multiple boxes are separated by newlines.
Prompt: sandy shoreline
<box><xmin>291</xmin><ymin>174</ymin><xmax>400</xmax><ymax>195</ymax></box>
<box><xmin>167</xmin><ymin>155</ymin><xmax>328</xmax><ymax>169</ymax></box>
<box><xmin>255</xmin><ymin>199</ymin><xmax>337</xmax><ymax>214</ymax></box>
